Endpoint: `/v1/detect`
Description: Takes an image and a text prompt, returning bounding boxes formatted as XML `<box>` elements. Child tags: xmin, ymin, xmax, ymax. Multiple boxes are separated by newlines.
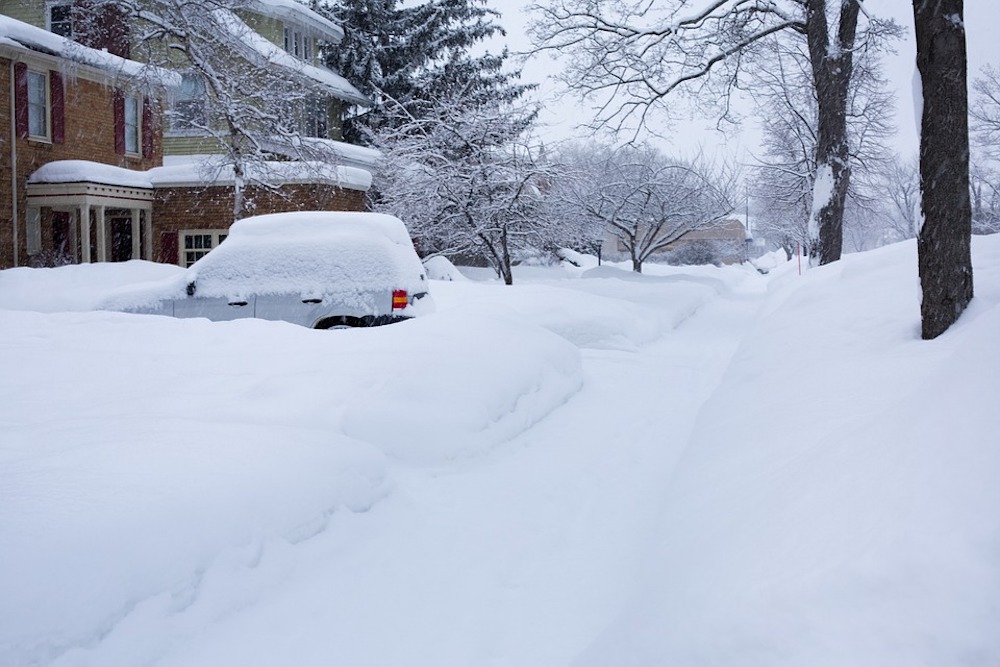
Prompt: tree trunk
<box><xmin>913</xmin><ymin>0</ymin><xmax>974</xmax><ymax>339</ymax></box>
<box><xmin>805</xmin><ymin>0</ymin><xmax>859</xmax><ymax>266</ymax></box>
<box><xmin>632</xmin><ymin>256</ymin><xmax>642</xmax><ymax>273</ymax></box>
<box><xmin>232</xmin><ymin>163</ymin><xmax>245</xmax><ymax>222</ymax></box>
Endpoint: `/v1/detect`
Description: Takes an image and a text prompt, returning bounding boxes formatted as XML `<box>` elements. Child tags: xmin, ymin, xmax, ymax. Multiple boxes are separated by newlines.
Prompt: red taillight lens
<box><xmin>392</xmin><ymin>289</ymin><xmax>408</xmax><ymax>310</ymax></box>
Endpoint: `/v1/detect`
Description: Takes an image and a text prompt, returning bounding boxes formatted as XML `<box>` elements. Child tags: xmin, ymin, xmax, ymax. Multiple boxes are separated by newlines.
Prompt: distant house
<box><xmin>1</xmin><ymin>0</ymin><xmax>376</xmax><ymax>268</ymax></box>
<box><xmin>658</xmin><ymin>218</ymin><xmax>750</xmax><ymax>265</ymax></box>
<box><xmin>602</xmin><ymin>217</ymin><xmax>750</xmax><ymax>266</ymax></box>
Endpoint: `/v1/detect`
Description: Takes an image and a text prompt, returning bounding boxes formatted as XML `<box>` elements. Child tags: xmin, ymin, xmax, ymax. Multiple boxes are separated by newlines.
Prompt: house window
<box><xmin>283</xmin><ymin>23</ymin><xmax>311</xmax><ymax>61</ymax></box>
<box><xmin>124</xmin><ymin>94</ymin><xmax>140</xmax><ymax>154</ymax></box>
<box><xmin>181</xmin><ymin>230</ymin><xmax>227</xmax><ymax>267</ymax></box>
<box><xmin>172</xmin><ymin>73</ymin><xmax>207</xmax><ymax>130</ymax></box>
<box><xmin>27</xmin><ymin>70</ymin><xmax>49</xmax><ymax>139</ymax></box>
<box><xmin>47</xmin><ymin>2</ymin><xmax>74</xmax><ymax>38</ymax></box>
<box><xmin>303</xmin><ymin>97</ymin><xmax>328</xmax><ymax>138</ymax></box>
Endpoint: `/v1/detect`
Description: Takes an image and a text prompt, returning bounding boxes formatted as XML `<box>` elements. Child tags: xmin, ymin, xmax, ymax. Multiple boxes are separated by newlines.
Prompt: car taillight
<box><xmin>392</xmin><ymin>289</ymin><xmax>408</xmax><ymax>310</ymax></box>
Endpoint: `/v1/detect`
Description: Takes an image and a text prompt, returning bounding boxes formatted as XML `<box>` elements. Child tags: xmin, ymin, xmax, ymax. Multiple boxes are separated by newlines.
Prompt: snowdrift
<box><xmin>574</xmin><ymin>238</ymin><xmax>1000</xmax><ymax>667</ymax></box>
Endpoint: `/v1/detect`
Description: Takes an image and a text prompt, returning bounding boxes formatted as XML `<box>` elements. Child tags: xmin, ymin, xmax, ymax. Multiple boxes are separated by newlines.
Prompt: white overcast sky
<box><xmin>486</xmin><ymin>1</ymin><xmax>999</xmax><ymax>160</ymax></box>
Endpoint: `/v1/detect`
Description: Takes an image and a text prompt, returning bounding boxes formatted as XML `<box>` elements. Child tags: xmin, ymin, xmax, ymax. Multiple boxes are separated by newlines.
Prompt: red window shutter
<box><xmin>50</xmin><ymin>71</ymin><xmax>65</xmax><ymax>144</ymax></box>
<box><xmin>14</xmin><ymin>62</ymin><xmax>28</xmax><ymax>139</ymax></box>
<box><xmin>159</xmin><ymin>231</ymin><xmax>179</xmax><ymax>264</ymax></box>
<box><xmin>142</xmin><ymin>97</ymin><xmax>154</xmax><ymax>159</ymax></box>
<box><xmin>113</xmin><ymin>90</ymin><xmax>125</xmax><ymax>155</ymax></box>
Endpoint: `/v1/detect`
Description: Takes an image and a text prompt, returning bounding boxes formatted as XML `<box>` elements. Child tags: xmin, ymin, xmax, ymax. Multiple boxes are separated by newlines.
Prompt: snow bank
<box><xmin>0</xmin><ymin>313</ymin><xmax>389</xmax><ymax>664</ymax></box>
<box><xmin>423</xmin><ymin>255</ymin><xmax>468</xmax><ymax>281</ymax></box>
<box><xmin>0</xmin><ymin>286</ymin><xmax>583</xmax><ymax>663</ymax></box>
<box><xmin>8</xmin><ymin>237</ymin><xmax>997</xmax><ymax>666</ymax></box>
<box><xmin>0</xmin><ymin>261</ymin><xmax>182</xmax><ymax>312</ymax></box>
<box><xmin>428</xmin><ymin>263</ymin><xmax>742</xmax><ymax>351</ymax></box>
<box><xmin>575</xmin><ymin>236</ymin><xmax>1000</xmax><ymax>666</ymax></box>
<box><xmin>341</xmin><ymin>312</ymin><xmax>583</xmax><ymax>463</ymax></box>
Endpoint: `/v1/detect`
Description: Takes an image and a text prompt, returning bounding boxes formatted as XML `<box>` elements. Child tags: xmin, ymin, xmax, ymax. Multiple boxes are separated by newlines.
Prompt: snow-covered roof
<box><xmin>28</xmin><ymin>161</ymin><xmax>154</xmax><ymax>189</ymax></box>
<box><xmin>250</xmin><ymin>0</ymin><xmax>344</xmax><ymax>42</ymax></box>
<box><xmin>217</xmin><ymin>10</ymin><xmax>368</xmax><ymax>106</ymax></box>
<box><xmin>0</xmin><ymin>15</ymin><xmax>180</xmax><ymax>89</ymax></box>
<box><xmin>27</xmin><ymin>157</ymin><xmax>371</xmax><ymax>192</ymax></box>
<box><xmin>151</xmin><ymin>156</ymin><xmax>372</xmax><ymax>191</ymax></box>
<box><xmin>266</xmin><ymin>136</ymin><xmax>381</xmax><ymax>170</ymax></box>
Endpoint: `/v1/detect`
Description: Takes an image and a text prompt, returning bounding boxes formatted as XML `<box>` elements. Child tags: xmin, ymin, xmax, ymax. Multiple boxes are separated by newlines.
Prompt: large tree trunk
<box><xmin>805</xmin><ymin>0</ymin><xmax>859</xmax><ymax>266</ymax></box>
<box><xmin>913</xmin><ymin>0</ymin><xmax>974</xmax><ymax>340</ymax></box>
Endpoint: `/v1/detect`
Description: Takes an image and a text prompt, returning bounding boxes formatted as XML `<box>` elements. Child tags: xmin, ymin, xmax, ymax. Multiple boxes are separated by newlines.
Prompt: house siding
<box><xmin>0</xmin><ymin>1</ymin><xmax>45</xmax><ymax>27</ymax></box>
<box><xmin>152</xmin><ymin>183</ymin><xmax>367</xmax><ymax>264</ymax></box>
<box><xmin>1</xmin><ymin>61</ymin><xmax>12</xmax><ymax>262</ymax></box>
<box><xmin>162</xmin><ymin>135</ymin><xmax>225</xmax><ymax>155</ymax></box>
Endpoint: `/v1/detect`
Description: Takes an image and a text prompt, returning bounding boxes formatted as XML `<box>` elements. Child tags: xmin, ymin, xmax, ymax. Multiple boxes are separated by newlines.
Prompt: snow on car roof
<box><xmin>190</xmin><ymin>212</ymin><xmax>426</xmax><ymax>299</ymax></box>
<box><xmin>226</xmin><ymin>211</ymin><xmax>413</xmax><ymax>245</ymax></box>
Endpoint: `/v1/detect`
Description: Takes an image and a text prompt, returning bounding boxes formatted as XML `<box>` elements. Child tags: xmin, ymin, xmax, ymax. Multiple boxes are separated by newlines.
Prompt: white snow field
<box><xmin>2</xmin><ymin>237</ymin><xmax>999</xmax><ymax>666</ymax></box>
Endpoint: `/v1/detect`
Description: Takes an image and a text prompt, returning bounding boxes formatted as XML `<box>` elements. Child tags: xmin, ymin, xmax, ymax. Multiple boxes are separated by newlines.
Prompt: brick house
<box><xmin>1</xmin><ymin>0</ymin><xmax>377</xmax><ymax>269</ymax></box>
<box><xmin>0</xmin><ymin>14</ymin><xmax>174</xmax><ymax>268</ymax></box>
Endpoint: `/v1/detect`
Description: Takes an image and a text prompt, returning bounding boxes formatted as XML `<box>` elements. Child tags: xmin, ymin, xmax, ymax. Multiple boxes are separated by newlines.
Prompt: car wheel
<box><xmin>314</xmin><ymin>316</ymin><xmax>373</xmax><ymax>330</ymax></box>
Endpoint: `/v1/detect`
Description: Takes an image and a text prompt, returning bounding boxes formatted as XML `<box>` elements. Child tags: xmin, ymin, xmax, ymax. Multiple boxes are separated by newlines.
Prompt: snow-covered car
<box><xmin>103</xmin><ymin>211</ymin><xmax>433</xmax><ymax>328</ymax></box>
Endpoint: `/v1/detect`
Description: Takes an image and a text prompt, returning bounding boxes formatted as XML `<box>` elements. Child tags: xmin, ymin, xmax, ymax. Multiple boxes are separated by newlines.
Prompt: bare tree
<box><xmin>970</xmin><ymin>65</ymin><xmax>1000</xmax><ymax>235</ymax></box>
<box><xmin>552</xmin><ymin>144</ymin><xmax>735</xmax><ymax>273</ymax></box>
<box><xmin>875</xmin><ymin>154</ymin><xmax>920</xmax><ymax>241</ymax></box>
<box><xmin>912</xmin><ymin>0</ymin><xmax>973</xmax><ymax>340</ymax></box>
<box><xmin>528</xmin><ymin>0</ymin><xmax>899</xmax><ymax>266</ymax></box>
<box><xmin>971</xmin><ymin>65</ymin><xmax>1000</xmax><ymax>159</ymax></box>
<box><xmin>541</xmin><ymin>143</ymin><xmax>616</xmax><ymax>263</ymax></box>
<box><xmin>749</xmin><ymin>27</ymin><xmax>895</xmax><ymax>258</ymax></box>
<box><xmin>372</xmin><ymin>90</ymin><xmax>550</xmax><ymax>285</ymax></box>
<box><xmin>104</xmin><ymin>0</ymin><xmax>363</xmax><ymax>221</ymax></box>
<box><xmin>970</xmin><ymin>157</ymin><xmax>1000</xmax><ymax>235</ymax></box>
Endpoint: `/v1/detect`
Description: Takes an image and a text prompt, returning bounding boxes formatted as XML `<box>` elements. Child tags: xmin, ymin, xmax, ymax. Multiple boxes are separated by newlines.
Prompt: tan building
<box><xmin>603</xmin><ymin>217</ymin><xmax>750</xmax><ymax>266</ymax></box>
<box><xmin>658</xmin><ymin>218</ymin><xmax>750</xmax><ymax>265</ymax></box>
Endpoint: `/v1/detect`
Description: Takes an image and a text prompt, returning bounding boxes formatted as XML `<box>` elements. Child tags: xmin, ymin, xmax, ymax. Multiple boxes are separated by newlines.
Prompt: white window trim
<box><xmin>124</xmin><ymin>94</ymin><xmax>141</xmax><ymax>156</ymax></box>
<box><xmin>45</xmin><ymin>0</ymin><xmax>74</xmax><ymax>38</ymax></box>
<box><xmin>168</xmin><ymin>72</ymin><xmax>208</xmax><ymax>135</ymax></box>
<box><xmin>179</xmin><ymin>230</ymin><xmax>227</xmax><ymax>267</ymax></box>
<box><xmin>26</xmin><ymin>69</ymin><xmax>51</xmax><ymax>142</ymax></box>
<box><xmin>282</xmin><ymin>22</ymin><xmax>314</xmax><ymax>62</ymax></box>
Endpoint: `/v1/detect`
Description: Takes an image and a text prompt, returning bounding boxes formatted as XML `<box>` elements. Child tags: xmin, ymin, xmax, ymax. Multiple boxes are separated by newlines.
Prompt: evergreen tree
<box><xmin>321</xmin><ymin>0</ymin><xmax>530</xmax><ymax>143</ymax></box>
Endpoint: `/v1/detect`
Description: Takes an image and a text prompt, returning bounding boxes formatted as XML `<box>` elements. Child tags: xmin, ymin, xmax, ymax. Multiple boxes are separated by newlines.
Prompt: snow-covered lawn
<box><xmin>2</xmin><ymin>238</ymin><xmax>998</xmax><ymax>666</ymax></box>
